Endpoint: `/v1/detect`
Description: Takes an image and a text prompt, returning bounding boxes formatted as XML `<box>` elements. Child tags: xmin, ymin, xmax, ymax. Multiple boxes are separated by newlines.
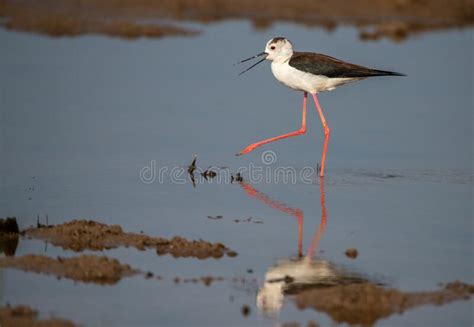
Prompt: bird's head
<box><xmin>264</xmin><ymin>37</ymin><xmax>293</xmax><ymax>63</ymax></box>
<box><xmin>235</xmin><ymin>37</ymin><xmax>293</xmax><ymax>75</ymax></box>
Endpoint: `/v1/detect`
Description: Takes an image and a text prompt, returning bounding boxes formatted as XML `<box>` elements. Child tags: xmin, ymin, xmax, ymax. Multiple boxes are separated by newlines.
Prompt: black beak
<box><xmin>235</xmin><ymin>52</ymin><xmax>268</xmax><ymax>76</ymax></box>
<box><xmin>235</xmin><ymin>52</ymin><xmax>267</xmax><ymax>65</ymax></box>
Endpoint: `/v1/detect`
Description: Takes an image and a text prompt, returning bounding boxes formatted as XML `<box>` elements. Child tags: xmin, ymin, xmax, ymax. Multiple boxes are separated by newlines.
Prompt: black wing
<box><xmin>289</xmin><ymin>52</ymin><xmax>404</xmax><ymax>78</ymax></box>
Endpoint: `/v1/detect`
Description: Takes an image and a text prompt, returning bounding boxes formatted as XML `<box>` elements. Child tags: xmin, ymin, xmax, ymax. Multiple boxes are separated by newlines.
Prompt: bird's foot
<box><xmin>236</xmin><ymin>144</ymin><xmax>257</xmax><ymax>156</ymax></box>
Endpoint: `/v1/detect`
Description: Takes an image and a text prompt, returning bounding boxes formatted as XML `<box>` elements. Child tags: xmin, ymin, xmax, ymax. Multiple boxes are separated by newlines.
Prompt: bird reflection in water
<box><xmin>240</xmin><ymin>179</ymin><xmax>367</xmax><ymax>316</ymax></box>
<box><xmin>240</xmin><ymin>180</ymin><xmax>474</xmax><ymax>325</ymax></box>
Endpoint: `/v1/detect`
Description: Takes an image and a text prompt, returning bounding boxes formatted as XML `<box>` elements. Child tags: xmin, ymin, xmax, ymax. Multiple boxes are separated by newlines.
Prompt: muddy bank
<box><xmin>24</xmin><ymin>220</ymin><xmax>237</xmax><ymax>259</ymax></box>
<box><xmin>294</xmin><ymin>281</ymin><xmax>474</xmax><ymax>326</ymax></box>
<box><xmin>0</xmin><ymin>1</ymin><xmax>198</xmax><ymax>39</ymax></box>
<box><xmin>1</xmin><ymin>0</ymin><xmax>472</xmax><ymax>41</ymax></box>
<box><xmin>0</xmin><ymin>254</ymin><xmax>137</xmax><ymax>285</ymax></box>
<box><xmin>0</xmin><ymin>304</ymin><xmax>76</xmax><ymax>327</ymax></box>
<box><xmin>0</xmin><ymin>17</ymin><xmax>198</xmax><ymax>39</ymax></box>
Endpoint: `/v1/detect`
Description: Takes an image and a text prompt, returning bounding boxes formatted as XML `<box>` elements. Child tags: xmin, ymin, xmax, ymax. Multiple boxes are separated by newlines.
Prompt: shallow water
<box><xmin>0</xmin><ymin>20</ymin><xmax>473</xmax><ymax>326</ymax></box>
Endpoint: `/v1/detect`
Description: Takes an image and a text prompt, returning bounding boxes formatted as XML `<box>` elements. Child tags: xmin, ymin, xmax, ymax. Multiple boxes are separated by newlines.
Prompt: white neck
<box><xmin>271</xmin><ymin>50</ymin><xmax>293</xmax><ymax>64</ymax></box>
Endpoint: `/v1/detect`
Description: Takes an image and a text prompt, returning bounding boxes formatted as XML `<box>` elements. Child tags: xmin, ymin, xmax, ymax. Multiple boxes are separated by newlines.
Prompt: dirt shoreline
<box><xmin>1</xmin><ymin>0</ymin><xmax>472</xmax><ymax>41</ymax></box>
<box><xmin>0</xmin><ymin>305</ymin><xmax>76</xmax><ymax>327</ymax></box>
<box><xmin>24</xmin><ymin>219</ymin><xmax>237</xmax><ymax>259</ymax></box>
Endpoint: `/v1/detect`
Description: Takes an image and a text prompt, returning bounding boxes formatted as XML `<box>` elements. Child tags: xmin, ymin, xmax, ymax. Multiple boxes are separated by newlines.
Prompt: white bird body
<box><xmin>271</xmin><ymin>60</ymin><xmax>361</xmax><ymax>93</ymax></box>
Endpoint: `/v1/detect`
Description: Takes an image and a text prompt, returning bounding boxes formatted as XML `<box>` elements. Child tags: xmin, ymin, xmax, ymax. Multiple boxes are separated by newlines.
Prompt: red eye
<box><xmin>270</xmin><ymin>46</ymin><xmax>276</xmax><ymax>50</ymax></box>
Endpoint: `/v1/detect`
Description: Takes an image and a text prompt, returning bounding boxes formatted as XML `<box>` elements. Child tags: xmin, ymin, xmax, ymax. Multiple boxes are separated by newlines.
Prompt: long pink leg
<box><xmin>311</xmin><ymin>93</ymin><xmax>330</xmax><ymax>177</ymax></box>
<box><xmin>237</xmin><ymin>92</ymin><xmax>308</xmax><ymax>156</ymax></box>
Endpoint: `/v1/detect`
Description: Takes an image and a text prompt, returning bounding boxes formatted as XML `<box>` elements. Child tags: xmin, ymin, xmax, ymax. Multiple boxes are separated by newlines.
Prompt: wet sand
<box><xmin>0</xmin><ymin>254</ymin><xmax>137</xmax><ymax>285</ymax></box>
<box><xmin>25</xmin><ymin>219</ymin><xmax>237</xmax><ymax>259</ymax></box>
<box><xmin>0</xmin><ymin>305</ymin><xmax>76</xmax><ymax>327</ymax></box>
<box><xmin>1</xmin><ymin>0</ymin><xmax>472</xmax><ymax>40</ymax></box>
<box><xmin>294</xmin><ymin>281</ymin><xmax>474</xmax><ymax>326</ymax></box>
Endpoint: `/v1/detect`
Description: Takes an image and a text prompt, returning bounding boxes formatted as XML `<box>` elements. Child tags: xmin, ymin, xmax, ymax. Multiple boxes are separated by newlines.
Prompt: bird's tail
<box><xmin>369</xmin><ymin>69</ymin><xmax>406</xmax><ymax>77</ymax></box>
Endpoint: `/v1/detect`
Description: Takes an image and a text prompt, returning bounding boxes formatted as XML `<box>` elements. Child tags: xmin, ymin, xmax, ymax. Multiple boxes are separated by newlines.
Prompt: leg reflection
<box><xmin>240</xmin><ymin>181</ymin><xmax>304</xmax><ymax>257</ymax></box>
<box><xmin>239</xmin><ymin>178</ymin><xmax>327</xmax><ymax>259</ymax></box>
<box><xmin>306</xmin><ymin>178</ymin><xmax>327</xmax><ymax>259</ymax></box>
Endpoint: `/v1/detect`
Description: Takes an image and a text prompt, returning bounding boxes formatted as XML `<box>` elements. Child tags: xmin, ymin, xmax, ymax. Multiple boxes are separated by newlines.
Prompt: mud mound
<box><xmin>0</xmin><ymin>304</ymin><xmax>76</xmax><ymax>327</ymax></box>
<box><xmin>25</xmin><ymin>220</ymin><xmax>237</xmax><ymax>259</ymax></box>
<box><xmin>0</xmin><ymin>254</ymin><xmax>137</xmax><ymax>285</ymax></box>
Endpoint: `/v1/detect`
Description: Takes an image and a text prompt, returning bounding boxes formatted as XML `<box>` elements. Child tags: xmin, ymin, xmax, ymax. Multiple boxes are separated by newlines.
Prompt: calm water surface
<box><xmin>0</xmin><ymin>21</ymin><xmax>473</xmax><ymax>326</ymax></box>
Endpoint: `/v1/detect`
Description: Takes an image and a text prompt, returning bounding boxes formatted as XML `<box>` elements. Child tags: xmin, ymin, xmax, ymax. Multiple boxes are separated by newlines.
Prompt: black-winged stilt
<box><xmin>236</xmin><ymin>37</ymin><xmax>404</xmax><ymax>177</ymax></box>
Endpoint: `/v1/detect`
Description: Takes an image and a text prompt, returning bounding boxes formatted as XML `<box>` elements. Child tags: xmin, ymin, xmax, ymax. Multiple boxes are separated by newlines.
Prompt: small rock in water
<box><xmin>231</xmin><ymin>172</ymin><xmax>243</xmax><ymax>183</ymax></box>
<box><xmin>345</xmin><ymin>248</ymin><xmax>358</xmax><ymax>259</ymax></box>
<box><xmin>241</xmin><ymin>305</ymin><xmax>250</xmax><ymax>317</ymax></box>
<box><xmin>201</xmin><ymin>169</ymin><xmax>217</xmax><ymax>179</ymax></box>
<box><xmin>207</xmin><ymin>215</ymin><xmax>223</xmax><ymax>220</ymax></box>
